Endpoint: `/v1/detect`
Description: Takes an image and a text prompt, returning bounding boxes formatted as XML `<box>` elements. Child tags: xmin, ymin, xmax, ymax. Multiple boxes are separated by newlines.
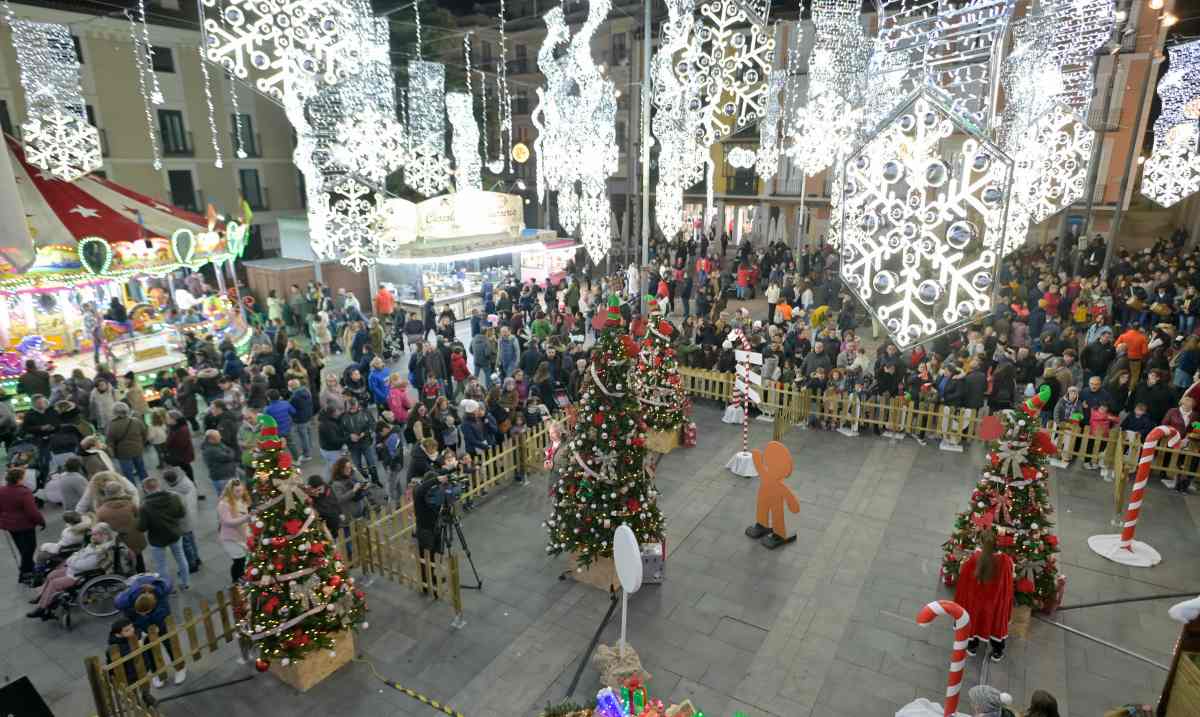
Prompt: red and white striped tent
<box><xmin>0</xmin><ymin>135</ymin><xmax>232</xmax><ymax>286</ymax></box>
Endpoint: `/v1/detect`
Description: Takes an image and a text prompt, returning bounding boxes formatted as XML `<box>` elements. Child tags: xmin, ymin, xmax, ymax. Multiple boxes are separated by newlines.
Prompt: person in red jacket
<box><xmin>954</xmin><ymin>531</ymin><xmax>1015</xmax><ymax>662</ymax></box>
<box><xmin>449</xmin><ymin>347</ymin><xmax>470</xmax><ymax>385</ymax></box>
<box><xmin>1116</xmin><ymin>326</ymin><xmax>1149</xmax><ymax>388</ymax></box>
<box><xmin>1</xmin><ymin>467</ymin><xmax>45</xmax><ymax>583</ymax></box>
<box><xmin>736</xmin><ymin>264</ymin><xmax>751</xmax><ymax>300</ymax></box>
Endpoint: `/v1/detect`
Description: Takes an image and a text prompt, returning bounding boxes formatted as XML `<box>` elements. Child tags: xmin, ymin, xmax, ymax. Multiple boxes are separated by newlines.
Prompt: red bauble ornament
<box><xmin>255</xmin><ymin>659</ymin><xmax>270</xmax><ymax>672</ymax></box>
<box><xmin>284</xmin><ymin>519</ymin><xmax>304</xmax><ymax>535</ymax></box>
<box><xmin>631</xmin><ymin>436</ymin><xmax>645</xmax><ymax>447</ymax></box>
<box><xmin>1016</xmin><ymin>577</ymin><xmax>1036</xmax><ymax>593</ymax></box>
<box><xmin>657</xmin><ymin>320</ymin><xmax>673</xmax><ymax>336</ymax></box>
<box><xmin>1045</xmin><ymin>534</ymin><xmax>1059</xmax><ymax>546</ymax></box>
<box><xmin>272</xmin><ymin>536</ymin><xmax>287</xmax><ymax>548</ymax></box>
<box><xmin>329</xmin><ymin>574</ymin><xmax>343</xmax><ymax>588</ymax></box>
<box><xmin>1031</xmin><ymin>430</ymin><xmax>1057</xmax><ymax>457</ymax></box>
<box><xmin>1021</xmin><ymin>465</ymin><xmax>1038</xmax><ymax>481</ymax></box>
<box><xmin>310</xmin><ymin>542</ymin><xmax>325</xmax><ymax>555</ymax></box>
<box><xmin>246</xmin><ymin>537</ymin><xmax>256</xmax><ymax>550</ymax></box>
<box><xmin>263</xmin><ymin>596</ymin><xmax>280</xmax><ymax>614</ymax></box>
<box><xmin>627</xmin><ymin>498</ymin><xmax>641</xmax><ymax>512</ymax></box>
<box><xmin>354</xmin><ymin>590</ymin><xmax>365</xmax><ymax>599</ymax></box>
<box><xmin>279</xmin><ymin>453</ymin><xmax>293</xmax><ymax>469</ymax></box>
<box><xmin>996</xmin><ymin>533</ymin><xmax>1015</xmax><ymax>547</ymax></box>
<box><xmin>274</xmin><ymin>562</ymin><xmax>284</xmax><ymax>571</ymax></box>
<box><xmin>593</xmin><ymin>413</ymin><xmax>605</xmax><ymax>427</ymax></box>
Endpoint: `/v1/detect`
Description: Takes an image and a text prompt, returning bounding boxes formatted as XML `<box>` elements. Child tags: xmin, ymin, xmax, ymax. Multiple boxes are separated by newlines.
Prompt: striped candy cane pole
<box><xmin>916</xmin><ymin>600</ymin><xmax>971</xmax><ymax>717</ymax></box>
<box><xmin>1120</xmin><ymin>425</ymin><xmax>1181</xmax><ymax>550</ymax></box>
<box><xmin>740</xmin><ymin>333</ymin><xmax>751</xmax><ymax>453</ymax></box>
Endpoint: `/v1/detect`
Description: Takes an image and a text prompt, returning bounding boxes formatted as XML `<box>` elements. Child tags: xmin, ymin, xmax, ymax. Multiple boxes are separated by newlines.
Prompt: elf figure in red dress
<box><xmin>954</xmin><ymin>530</ymin><xmax>1015</xmax><ymax>662</ymax></box>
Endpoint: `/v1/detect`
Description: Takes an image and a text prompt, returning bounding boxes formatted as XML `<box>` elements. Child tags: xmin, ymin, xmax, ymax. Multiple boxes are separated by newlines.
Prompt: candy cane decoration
<box><xmin>1122</xmin><ymin>425</ymin><xmax>1180</xmax><ymax>547</ymax></box>
<box><xmin>1088</xmin><ymin>424</ymin><xmax>1179</xmax><ymax>567</ymax></box>
<box><xmin>916</xmin><ymin>600</ymin><xmax>970</xmax><ymax>717</ymax></box>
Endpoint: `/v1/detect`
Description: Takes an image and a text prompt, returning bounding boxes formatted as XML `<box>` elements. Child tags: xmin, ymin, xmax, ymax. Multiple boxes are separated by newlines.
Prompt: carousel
<box><xmin>0</xmin><ymin>136</ymin><xmax>251</xmax><ymax>409</ymax></box>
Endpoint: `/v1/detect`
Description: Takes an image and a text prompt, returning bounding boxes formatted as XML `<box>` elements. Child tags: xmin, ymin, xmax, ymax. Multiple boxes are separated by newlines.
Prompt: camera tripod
<box><xmin>438</xmin><ymin>504</ymin><xmax>482</xmax><ymax>591</ymax></box>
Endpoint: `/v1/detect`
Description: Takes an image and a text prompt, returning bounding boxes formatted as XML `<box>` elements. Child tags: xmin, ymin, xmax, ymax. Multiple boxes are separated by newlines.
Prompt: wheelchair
<box><xmin>44</xmin><ymin>543</ymin><xmax>136</xmax><ymax>630</ymax></box>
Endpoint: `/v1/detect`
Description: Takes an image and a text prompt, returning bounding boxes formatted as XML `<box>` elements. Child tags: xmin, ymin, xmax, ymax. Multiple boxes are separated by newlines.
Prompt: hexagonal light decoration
<box><xmin>1141</xmin><ymin>127</ymin><xmax>1200</xmax><ymax>209</ymax></box>
<box><xmin>1002</xmin><ymin>102</ymin><xmax>1094</xmax><ymax>255</ymax></box>
<box><xmin>839</xmin><ymin>89</ymin><xmax>1013</xmax><ymax>349</ymax></box>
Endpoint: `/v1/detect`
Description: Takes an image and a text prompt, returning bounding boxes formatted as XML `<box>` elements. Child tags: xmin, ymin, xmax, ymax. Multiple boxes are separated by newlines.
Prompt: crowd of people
<box><xmin>0</xmin><ymin>224</ymin><xmax>1194</xmax><ymax>711</ymax></box>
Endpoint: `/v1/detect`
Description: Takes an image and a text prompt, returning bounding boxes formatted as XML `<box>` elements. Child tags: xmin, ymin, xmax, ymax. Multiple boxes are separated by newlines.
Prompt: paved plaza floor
<box><xmin>5</xmin><ymin>398</ymin><xmax>1199</xmax><ymax>717</ymax></box>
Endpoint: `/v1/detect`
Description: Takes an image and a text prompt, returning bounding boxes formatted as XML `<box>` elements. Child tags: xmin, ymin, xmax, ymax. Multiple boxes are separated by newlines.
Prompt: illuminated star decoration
<box><xmin>838</xmin><ymin>89</ymin><xmax>1012</xmax><ymax>349</ymax></box>
<box><xmin>1140</xmin><ymin>40</ymin><xmax>1200</xmax><ymax>208</ymax></box>
<box><xmin>9</xmin><ymin>19</ymin><xmax>102</xmax><ymax>182</ymax></box>
<box><xmin>726</xmin><ymin>146</ymin><xmax>758</xmax><ymax>169</ymax></box>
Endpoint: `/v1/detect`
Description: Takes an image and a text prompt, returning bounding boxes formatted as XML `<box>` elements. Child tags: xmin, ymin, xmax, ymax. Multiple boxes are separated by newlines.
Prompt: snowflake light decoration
<box><xmin>1002</xmin><ymin>103</ymin><xmax>1093</xmax><ymax>253</ymax></box>
<box><xmin>531</xmin><ymin>0</ymin><xmax>617</xmax><ymax>260</ymax></box>
<box><xmin>924</xmin><ymin>0</ymin><xmax>1016</xmax><ymax>127</ymax></box>
<box><xmin>755</xmin><ymin>69</ymin><xmax>786</xmax><ymax>179</ymax></box>
<box><xmin>323</xmin><ymin>179</ymin><xmax>385</xmax><ymax>271</ymax></box>
<box><xmin>680</xmin><ymin>0</ymin><xmax>776</xmax><ymax>148</ymax></box>
<box><xmin>995</xmin><ymin>15</ymin><xmax>1065</xmax><ymax>149</ymax></box>
<box><xmin>727</xmin><ymin>146</ymin><xmax>757</xmax><ymax>169</ymax></box>
<box><xmin>1040</xmin><ymin>0</ymin><xmax>1116</xmax><ymax>122</ymax></box>
<box><xmin>21</xmin><ymin>109</ymin><xmax>103</xmax><ymax>183</ymax></box>
<box><xmin>446</xmin><ymin>92</ymin><xmax>482</xmax><ymax>191</ymax></box>
<box><xmin>406</xmin><ymin>144</ymin><xmax>453</xmax><ymax>198</ymax></box>
<box><xmin>1139</xmin><ymin>40</ymin><xmax>1200</xmax><ymax>208</ymax></box>
<box><xmin>788</xmin><ymin>90</ymin><xmax>864</xmax><ymax>177</ymax></box>
<box><xmin>838</xmin><ymin>90</ymin><xmax>1012</xmax><ymax>349</ymax></box>
<box><xmin>200</xmin><ymin>0</ymin><xmax>373</xmax><ymax>100</ymax></box>
<box><xmin>9</xmin><ymin>19</ymin><xmax>101</xmax><ymax>182</ymax></box>
<box><xmin>405</xmin><ymin>60</ymin><xmax>451</xmax><ymax>197</ymax></box>
<box><xmin>650</xmin><ymin>0</ymin><xmax>710</xmax><ymax>239</ymax></box>
<box><xmin>331</xmin><ymin>106</ymin><xmax>407</xmax><ymax>184</ymax></box>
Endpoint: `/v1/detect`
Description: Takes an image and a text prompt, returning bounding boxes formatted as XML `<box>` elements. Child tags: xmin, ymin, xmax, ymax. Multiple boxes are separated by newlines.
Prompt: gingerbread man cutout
<box><xmin>745</xmin><ymin>441</ymin><xmax>800</xmax><ymax>549</ymax></box>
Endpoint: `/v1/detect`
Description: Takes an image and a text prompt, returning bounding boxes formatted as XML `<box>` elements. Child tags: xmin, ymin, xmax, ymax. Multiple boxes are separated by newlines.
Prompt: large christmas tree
<box><xmin>240</xmin><ymin>415</ymin><xmax>367</xmax><ymax>667</ymax></box>
<box><xmin>941</xmin><ymin>387</ymin><xmax>1062</xmax><ymax>608</ymax></box>
<box><xmin>545</xmin><ymin>296</ymin><xmax>664</xmax><ymax>567</ymax></box>
<box><xmin>633</xmin><ymin>296</ymin><xmax>687</xmax><ymax>433</ymax></box>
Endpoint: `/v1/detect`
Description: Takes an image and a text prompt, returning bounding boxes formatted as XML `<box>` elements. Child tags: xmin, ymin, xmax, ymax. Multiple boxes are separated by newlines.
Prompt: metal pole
<box><xmin>1064</xmin><ymin>51</ymin><xmax>1115</xmax><ymax>271</ymax></box>
<box><xmin>1102</xmin><ymin>49</ymin><xmax>1160</xmax><ymax>277</ymax></box>
<box><xmin>1034</xmin><ymin>616</ymin><xmax>1169</xmax><ymax>671</ymax></box>
<box><xmin>639</xmin><ymin>0</ymin><xmax>652</xmax><ymax>312</ymax></box>
<box><xmin>796</xmin><ymin>175</ymin><xmax>806</xmax><ymax>256</ymax></box>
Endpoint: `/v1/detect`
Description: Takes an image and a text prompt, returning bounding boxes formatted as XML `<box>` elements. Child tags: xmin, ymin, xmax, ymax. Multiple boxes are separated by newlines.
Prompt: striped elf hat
<box><xmin>1022</xmin><ymin>384</ymin><xmax>1051</xmax><ymax>417</ymax></box>
<box><xmin>605</xmin><ymin>294</ymin><xmax>622</xmax><ymax>326</ymax></box>
<box><xmin>645</xmin><ymin>294</ymin><xmax>661</xmax><ymax>316</ymax></box>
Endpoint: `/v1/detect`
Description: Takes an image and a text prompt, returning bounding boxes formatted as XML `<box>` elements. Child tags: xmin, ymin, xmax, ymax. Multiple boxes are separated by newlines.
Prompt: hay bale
<box><xmin>591</xmin><ymin>642</ymin><xmax>650</xmax><ymax>692</ymax></box>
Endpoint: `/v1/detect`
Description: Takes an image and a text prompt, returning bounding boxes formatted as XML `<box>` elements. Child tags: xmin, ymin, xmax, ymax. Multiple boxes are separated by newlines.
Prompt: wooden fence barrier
<box><xmin>84</xmin><ymin>423</ymin><xmax>552</xmax><ymax>717</ymax></box>
<box><xmin>679</xmin><ymin>367</ymin><xmax>1200</xmax><ymax>507</ymax></box>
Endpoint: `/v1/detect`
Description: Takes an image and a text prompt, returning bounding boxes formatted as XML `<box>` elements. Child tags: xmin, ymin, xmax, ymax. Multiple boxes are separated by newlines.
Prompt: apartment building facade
<box><xmin>0</xmin><ymin>1</ymin><xmax>304</xmax><ymax>255</ymax></box>
<box><xmin>452</xmin><ymin>0</ymin><xmax>1186</xmax><ymax>258</ymax></box>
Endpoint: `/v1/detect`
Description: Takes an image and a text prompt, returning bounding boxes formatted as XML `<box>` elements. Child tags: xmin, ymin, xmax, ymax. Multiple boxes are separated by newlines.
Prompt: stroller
<box><xmin>7</xmin><ymin>440</ymin><xmax>44</xmax><ymax>491</ymax></box>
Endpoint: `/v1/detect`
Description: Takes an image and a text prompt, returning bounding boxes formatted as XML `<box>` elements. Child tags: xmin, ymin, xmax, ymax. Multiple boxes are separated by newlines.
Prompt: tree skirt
<box><xmin>726</xmin><ymin>450</ymin><xmax>757</xmax><ymax>477</ymax></box>
<box><xmin>722</xmin><ymin>404</ymin><xmax>745</xmax><ymax>424</ymax></box>
<box><xmin>1087</xmin><ymin>534</ymin><xmax>1163</xmax><ymax>567</ymax></box>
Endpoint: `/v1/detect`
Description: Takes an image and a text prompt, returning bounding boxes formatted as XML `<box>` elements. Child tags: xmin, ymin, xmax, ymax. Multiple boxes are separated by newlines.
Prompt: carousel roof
<box><xmin>1</xmin><ymin>135</ymin><xmax>238</xmax><ymax>289</ymax></box>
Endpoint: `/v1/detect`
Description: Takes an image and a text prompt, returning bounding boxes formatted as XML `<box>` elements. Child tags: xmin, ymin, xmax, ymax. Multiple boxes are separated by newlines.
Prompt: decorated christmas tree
<box><xmin>941</xmin><ymin>386</ymin><xmax>1062</xmax><ymax>608</ymax></box>
<box><xmin>239</xmin><ymin>415</ymin><xmax>367</xmax><ymax>669</ymax></box>
<box><xmin>633</xmin><ymin>296</ymin><xmax>687</xmax><ymax>434</ymax></box>
<box><xmin>545</xmin><ymin>296</ymin><xmax>664</xmax><ymax>568</ymax></box>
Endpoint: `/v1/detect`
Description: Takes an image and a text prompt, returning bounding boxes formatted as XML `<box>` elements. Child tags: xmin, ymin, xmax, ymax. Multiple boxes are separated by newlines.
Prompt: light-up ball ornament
<box><xmin>838</xmin><ymin>89</ymin><xmax>1012</xmax><ymax>349</ymax></box>
<box><xmin>511</xmin><ymin>142</ymin><xmax>530</xmax><ymax>164</ymax></box>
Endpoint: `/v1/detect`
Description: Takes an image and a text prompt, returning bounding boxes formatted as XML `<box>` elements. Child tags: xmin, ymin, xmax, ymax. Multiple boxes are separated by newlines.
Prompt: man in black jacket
<box><xmin>137</xmin><ymin>477</ymin><xmax>189</xmax><ymax>591</ymax></box>
<box><xmin>306</xmin><ymin>475</ymin><xmax>341</xmax><ymax>534</ymax></box>
<box><xmin>412</xmin><ymin>471</ymin><xmax>448</xmax><ymax>595</ymax></box>
<box><xmin>1131</xmin><ymin>369</ymin><xmax>1173</xmax><ymax>424</ymax></box>
<box><xmin>1080</xmin><ymin>330</ymin><xmax>1116</xmax><ymax>380</ymax></box>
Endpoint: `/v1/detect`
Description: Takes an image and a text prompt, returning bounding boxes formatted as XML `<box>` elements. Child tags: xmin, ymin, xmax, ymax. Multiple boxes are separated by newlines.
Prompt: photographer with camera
<box><xmin>329</xmin><ymin>456</ymin><xmax>369</xmax><ymax>556</ymax></box>
<box><xmin>412</xmin><ymin>470</ymin><xmax>448</xmax><ymax>596</ymax></box>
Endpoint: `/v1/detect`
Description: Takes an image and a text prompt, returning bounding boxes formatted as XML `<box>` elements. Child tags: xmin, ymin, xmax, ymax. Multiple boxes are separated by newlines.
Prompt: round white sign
<box><xmin>613</xmin><ymin>524</ymin><xmax>643</xmax><ymax>594</ymax></box>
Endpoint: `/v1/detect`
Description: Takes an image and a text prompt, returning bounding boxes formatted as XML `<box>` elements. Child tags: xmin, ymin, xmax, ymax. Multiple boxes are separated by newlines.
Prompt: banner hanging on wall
<box><xmin>377</xmin><ymin>191</ymin><xmax>527</xmax><ymax>261</ymax></box>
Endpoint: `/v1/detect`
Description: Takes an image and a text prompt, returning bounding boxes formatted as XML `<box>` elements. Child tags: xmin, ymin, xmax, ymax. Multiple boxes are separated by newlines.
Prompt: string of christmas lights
<box><xmin>197</xmin><ymin>46</ymin><xmax>225</xmax><ymax>169</ymax></box>
<box><xmin>127</xmin><ymin>11</ymin><xmax>162</xmax><ymax>170</ymax></box>
<box><xmin>135</xmin><ymin>0</ymin><xmax>164</xmax><ymax>105</ymax></box>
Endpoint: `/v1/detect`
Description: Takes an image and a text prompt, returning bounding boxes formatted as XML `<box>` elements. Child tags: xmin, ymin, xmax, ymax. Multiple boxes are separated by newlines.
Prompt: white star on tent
<box><xmin>69</xmin><ymin>205</ymin><xmax>100</xmax><ymax>218</ymax></box>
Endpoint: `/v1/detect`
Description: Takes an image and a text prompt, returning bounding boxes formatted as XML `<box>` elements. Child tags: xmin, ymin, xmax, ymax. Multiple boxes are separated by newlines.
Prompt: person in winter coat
<box><xmin>89</xmin><ymin>379</ymin><xmax>117</xmax><ymax>431</ymax></box>
<box><xmin>386</xmin><ymin>374</ymin><xmax>412</xmax><ymax>426</ymax></box>
<box><xmin>163</xmin><ymin>469</ymin><xmax>200</xmax><ymax>573</ymax></box>
<box><xmin>318</xmin><ymin>404</ymin><xmax>346</xmax><ymax>469</ymax></box>
<box><xmin>498</xmin><ymin>326</ymin><xmax>520</xmax><ymax>378</ymax></box>
<box><xmin>1130</xmin><ymin>369</ymin><xmax>1174</xmax><ymax>424</ymax></box>
<box><xmin>201</xmin><ymin>430</ymin><xmax>239</xmax><ymax>497</ymax></box>
<box><xmin>29</xmin><ymin>522</ymin><xmax>118</xmax><ymax>618</ymax></box>
<box><xmin>203</xmin><ymin>400</ymin><xmax>240</xmax><ymax>452</ymax></box>
<box><xmin>1</xmin><ymin>467</ymin><xmax>45</xmax><ymax>580</ymax></box>
<box><xmin>449</xmin><ymin>348</ymin><xmax>470</xmax><ymax>386</ymax></box>
<box><xmin>137</xmin><ymin>477</ymin><xmax>189</xmax><ymax>591</ymax></box>
<box><xmin>162</xmin><ymin>411</ymin><xmax>196</xmax><ymax>483</ymax></box>
<box><xmin>470</xmin><ymin>329</ymin><xmax>496</xmax><ymax>387</ymax></box>
<box><xmin>106</xmin><ymin>402</ymin><xmax>148</xmax><ymax>485</ymax></box>
<box><xmin>264</xmin><ymin>389</ymin><xmax>298</xmax><ymax>458</ymax></box>
<box><xmin>339</xmin><ymin>398</ymin><xmax>378</xmax><ymax>484</ymax></box>
<box><xmin>461</xmin><ymin>400</ymin><xmax>497</xmax><ymax>455</ymax></box>
<box><xmin>95</xmin><ymin>480</ymin><xmax>145</xmax><ymax>569</ymax></box>
<box><xmin>216</xmin><ymin>479</ymin><xmax>251</xmax><ymax>584</ymax></box>
<box><xmin>288</xmin><ymin>380</ymin><xmax>315</xmax><ymax>462</ymax></box>
<box><xmin>120</xmin><ymin>372</ymin><xmax>150</xmax><ymax>417</ymax></box>
<box><xmin>367</xmin><ymin>357</ymin><xmax>391</xmax><ymax>408</ymax></box>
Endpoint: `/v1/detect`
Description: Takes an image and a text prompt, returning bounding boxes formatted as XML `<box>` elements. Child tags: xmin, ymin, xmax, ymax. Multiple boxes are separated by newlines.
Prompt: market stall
<box><xmin>0</xmin><ymin>135</ymin><xmax>250</xmax><ymax>407</ymax></box>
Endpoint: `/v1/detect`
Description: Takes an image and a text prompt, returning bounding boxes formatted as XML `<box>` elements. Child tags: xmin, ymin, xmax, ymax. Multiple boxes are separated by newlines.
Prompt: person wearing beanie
<box><xmin>115</xmin><ymin>572</ymin><xmax>186</xmax><ymax>687</ymax></box>
<box><xmin>968</xmin><ymin>684</ymin><xmax>1014</xmax><ymax>717</ymax></box>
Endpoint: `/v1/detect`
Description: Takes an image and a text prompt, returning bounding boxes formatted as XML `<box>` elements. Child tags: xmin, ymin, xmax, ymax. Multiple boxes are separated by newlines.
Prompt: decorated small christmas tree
<box><xmin>941</xmin><ymin>386</ymin><xmax>1062</xmax><ymax>608</ymax></box>
<box><xmin>633</xmin><ymin>296</ymin><xmax>688</xmax><ymax>435</ymax></box>
<box><xmin>545</xmin><ymin>295</ymin><xmax>664</xmax><ymax>568</ymax></box>
<box><xmin>239</xmin><ymin>415</ymin><xmax>367</xmax><ymax>670</ymax></box>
